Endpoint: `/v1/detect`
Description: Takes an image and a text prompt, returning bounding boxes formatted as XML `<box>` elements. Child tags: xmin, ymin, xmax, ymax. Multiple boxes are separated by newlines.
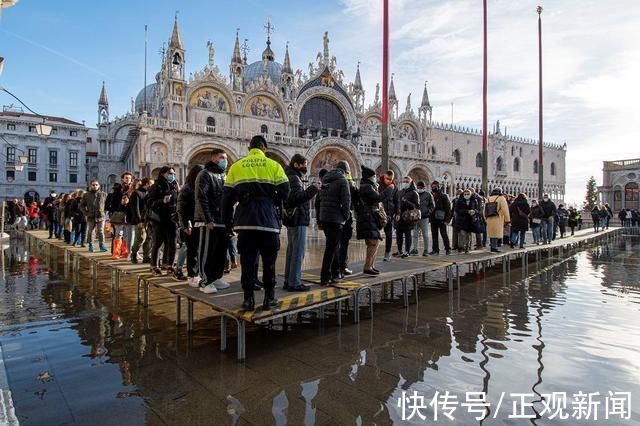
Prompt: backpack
<box><xmin>485</xmin><ymin>201</ymin><xmax>499</xmax><ymax>217</ymax></box>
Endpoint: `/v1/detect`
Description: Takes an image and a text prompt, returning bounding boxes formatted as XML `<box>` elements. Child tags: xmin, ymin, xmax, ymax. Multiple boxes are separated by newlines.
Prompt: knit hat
<box><xmin>361</xmin><ymin>165</ymin><xmax>376</xmax><ymax>179</ymax></box>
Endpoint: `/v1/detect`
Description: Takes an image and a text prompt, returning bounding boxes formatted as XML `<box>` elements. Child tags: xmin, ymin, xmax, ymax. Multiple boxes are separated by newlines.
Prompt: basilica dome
<box><xmin>135</xmin><ymin>83</ymin><xmax>157</xmax><ymax>113</ymax></box>
<box><xmin>244</xmin><ymin>60</ymin><xmax>283</xmax><ymax>86</ymax></box>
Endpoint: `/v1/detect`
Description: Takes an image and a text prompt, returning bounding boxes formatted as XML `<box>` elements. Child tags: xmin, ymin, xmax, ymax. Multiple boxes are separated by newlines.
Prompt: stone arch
<box><xmin>406</xmin><ymin>164</ymin><xmax>433</xmax><ymax>185</ymax></box>
<box><xmin>242</xmin><ymin>92</ymin><xmax>287</xmax><ymax>124</ymax></box>
<box><xmin>361</xmin><ymin>113</ymin><xmax>382</xmax><ymax>135</ymax></box>
<box><xmin>150</xmin><ymin>167</ymin><xmax>162</xmax><ymax>180</ymax></box>
<box><xmin>306</xmin><ymin>138</ymin><xmax>362</xmax><ymax>178</ymax></box>
<box><xmin>296</xmin><ymin>87</ymin><xmax>358</xmax><ymax>131</ymax></box>
<box><xmin>182</xmin><ymin>139</ymin><xmax>241</xmax><ymax>166</ymax></box>
<box><xmin>441</xmin><ymin>170</ymin><xmax>455</xmax><ymax>197</ymax></box>
<box><xmin>397</xmin><ymin>119</ymin><xmax>420</xmax><ymax>142</ymax></box>
<box><xmin>373</xmin><ymin>159</ymin><xmax>402</xmax><ymax>182</ymax></box>
<box><xmin>266</xmin><ymin>151</ymin><xmax>288</xmax><ymax>169</ymax></box>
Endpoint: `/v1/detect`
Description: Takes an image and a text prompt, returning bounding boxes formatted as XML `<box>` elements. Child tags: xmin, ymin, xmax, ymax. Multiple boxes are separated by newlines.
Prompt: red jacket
<box><xmin>28</xmin><ymin>204</ymin><xmax>39</xmax><ymax>219</ymax></box>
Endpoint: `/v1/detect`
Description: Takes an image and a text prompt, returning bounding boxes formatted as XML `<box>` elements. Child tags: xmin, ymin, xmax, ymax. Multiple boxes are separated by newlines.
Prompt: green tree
<box><xmin>583</xmin><ymin>176</ymin><xmax>599</xmax><ymax>210</ymax></box>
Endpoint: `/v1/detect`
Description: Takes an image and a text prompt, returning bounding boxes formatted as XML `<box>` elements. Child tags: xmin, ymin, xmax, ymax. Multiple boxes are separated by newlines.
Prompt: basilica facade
<box><xmin>92</xmin><ymin>17</ymin><xmax>567</xmax><ymax>201</ymax></box>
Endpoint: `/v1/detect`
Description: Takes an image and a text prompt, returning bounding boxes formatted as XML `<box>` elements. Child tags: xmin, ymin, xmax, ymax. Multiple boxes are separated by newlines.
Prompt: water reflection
<box><xmin>1</xmin><ymin>238</ymin><xmax>639</xmax><ymax>424</ymax></box>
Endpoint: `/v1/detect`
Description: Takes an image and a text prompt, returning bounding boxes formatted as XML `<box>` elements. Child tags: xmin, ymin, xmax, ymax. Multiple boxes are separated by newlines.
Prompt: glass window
<box><xmin>28</xmin><ymin>171</ymin><xmax>37</xmax><ymax>181</ymax></box>
<box><xmin>51</xmin><ymin>128</ymin><xmax>58</xmax><ymax>135</ymax></box>
<box><xmin>453</xmin><ymin>150</ymin><xmax>461</xmax><ymax>166</ymax></box>
<box><xmin>7</xmin><ymin>123</ymin><xmax>15</xmax><ymax>130</ymax></box>
<box><xmin>206</xmin><ymin>117</ymin><xmax>216</xmax><ymax>127</ymax></box>
<box><xmin>69</xmin><ymin>151</ymin><xmax>78</xmax><ymax>167</ymax></box>
<box><xmin>28</xmin><ymin>148</ymin><xmax>37</xmax><ymax>164</ymax></box>
<box><xmin>475</xmin><ymin>153</ymin><xmax>482</xmax><ymax>168</ymax></box>
<box><xmin>625</xmin><ymin>182</ymin><xmax>639</xmax><ymax>210</ymax></box>
<box><xmin>70</xmin><ymin>130</ymin><xmax>78</xmax><ymax>137</ymax></box>
<box><xmin>28</xmin><ymin>125</ymin><xmax>36</xmax><ymax>133</ymax></box>
<box><xmin>550</xmin><ymin>162</ymin><xmax>556</xmax><ymax>176</ymax></box>
<box><xmin>533</xmin><ymin>160</ymin><xmax>538</xmax><ymax>174</ymax></box>
<box><xmin>496</xmin><ymin>156</ymin><xmax>504</xmax><ymax>172</ymax></box>
<box><xmin>513</xmin><ymin>158</ymin><xmax>520</xmax><ymax>172</ymax></box>
<box><xmin>6</xmin><ymin>147</ymin><xmax>15</xmax><ymax>163</ymax></box>
<box><xmin>6</xmin><ymin>170</ymin><xmax>15</xmax><ymax>181</ymax></box>
<box><xmin>49</xmin><ymin>172</ymin><xmax>57</xmax><ymax>182</ymax></box>
<box><xmin>261</xmin><ymin>124</ymin><xmax>268</xmax><ymax>134</ymax></box>
<box><xmin>69</xmin><ymin>173</ymin><xmax>77</xmax><ymax>183</ymax></box>
<box><xmin>49</xmin><ymin>150</ymin><xmax>58</xmax><ymax>166</ymax></box>
<box><xmin>298</xmin><ymin>97</ymin><xmax>346</xmax><ymax>137</ymax></box>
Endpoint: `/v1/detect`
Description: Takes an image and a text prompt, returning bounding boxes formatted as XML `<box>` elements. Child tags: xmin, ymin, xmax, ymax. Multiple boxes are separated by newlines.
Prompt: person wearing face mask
<box><xmin>80</xmin><ymin>180</ymin><xmax>108</xmax><ymax>252</ymax></box>
<box><xmin>429</xmin><ymin>181</ymin><xmax>452</xmax><ymax>255</ymax></box>
<box><xmin>485</xmin><ymin>187</ymin><xmax>511</xmax><ymax>253</ymax></box>
<box><xmin>128</xmin><ymin>177</ymin><xmax>153</xmax><ymax>263</ymax></box>
<box><xmin>454</xmin><ymin>189</ymin><xmax>482</xmax><ymax>253</ymax></box>
<box><xmin>283</xmin><ymin>154</ymin><xmax>320</xmax><ymax>291</ymax></box>
<box><xmin>509</xmin><ymin>193</ymin><xmax>531</xmax><ymax>248</ymax></box>
<box><xmin>412</xmin><ymin>181</ymin><xmax>434</xmax><ymax>256</ymax></box>
<box><xmin>146</xmin><ymin>166</ymin><xmax>179</xmax><ymax>276</ymax></box>
<box><xmin>395</xmin><ymin>176</ymin><xmax>420</xmax><ymax>258</ymax></box>
<box><xmin>378</xmin><ymin>170</ymin><xmax>399</xmax><ymax>261</ymax></box>
<box><xmin>538</xmin><ymin>193</ymin><xmax>556</xmax><ymax>244</ymax></box>
<box><xmin>194</xmin><ymin>149</ymin><xmax>231</xmax><ymax>293</ymax></box>
<box><xmin>529</xmin><ymin>199</ymin><xmax>544</xmax><ymax>245</ymax></box>
<box><xmin>44</xmin><ymin>190</ymin><xmax>58</xmax><ymax>239</ymax></box>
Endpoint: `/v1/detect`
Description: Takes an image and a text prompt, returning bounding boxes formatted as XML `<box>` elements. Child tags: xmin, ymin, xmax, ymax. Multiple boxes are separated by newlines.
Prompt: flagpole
<box><xmin>144</xmin><ymin>24</ymin><xmax>148</xmax><ymax>115</ymax></box>
<box><xmin>481</xmin><ymin>0</ymin><xmax>488</xmax><ymax>195</ymax></box>
<box><xmin>537</xmin><ymin>6</ymin><xmax>544</xmax><ymax>200</ymax></box>
<box><xmin>381</xmin><ymin>0</ymin><xmax>390</xmax><ymax>173</ymax></box>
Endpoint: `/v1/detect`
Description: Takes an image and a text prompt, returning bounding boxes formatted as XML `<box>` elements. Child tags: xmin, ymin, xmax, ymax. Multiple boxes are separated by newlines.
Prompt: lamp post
<box><xmin>481</xmin><ymin>0</ymin><xmax>489</xmax><ymax>195</ymax></box>
<box><xmin>537</xmin><ymin>5</ymin><xmax>544</xmax><ymax>200</ymax></box>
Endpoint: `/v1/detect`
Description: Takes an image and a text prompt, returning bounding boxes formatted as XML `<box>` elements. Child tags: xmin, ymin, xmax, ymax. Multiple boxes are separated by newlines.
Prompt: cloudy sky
<box><xmin>1</xmin><ymin>0</ymin><xmax>638</xmax><ymax>203</ymax></box>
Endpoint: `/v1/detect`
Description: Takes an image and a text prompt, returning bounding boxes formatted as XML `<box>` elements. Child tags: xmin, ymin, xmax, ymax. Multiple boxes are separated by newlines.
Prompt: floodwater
<box><xmin>1</xmin><ymin>233</ymin><xmax>639</xmax><ymax>425</ymax></box>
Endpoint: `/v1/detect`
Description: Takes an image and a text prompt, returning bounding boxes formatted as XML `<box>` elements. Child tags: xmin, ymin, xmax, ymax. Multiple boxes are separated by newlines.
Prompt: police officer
<box><xmin>222</xmin><ymin>135</ymin><xmax>290</xmax><ymax>311</ymax></box>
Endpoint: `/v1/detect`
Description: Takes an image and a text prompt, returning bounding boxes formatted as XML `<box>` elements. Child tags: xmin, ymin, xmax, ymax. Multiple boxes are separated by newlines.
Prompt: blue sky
<box><xmin>1</xmin><ymin>0</ymin><xmax>639</xmax><ymax>203</ymax></box>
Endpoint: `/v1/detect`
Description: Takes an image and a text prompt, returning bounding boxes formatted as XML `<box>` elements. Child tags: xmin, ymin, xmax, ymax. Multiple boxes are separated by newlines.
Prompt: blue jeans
<box><xmin>510</xmin><ymin>230</ymin><xmax>526</xmax><ymax>247</ymax></box>
<box><xmin>285</xmin><ymin>226</ymin><xmax>307</xmax><ymax>287</ymax></box>
<box><xmin>490</xmin><ymin>237</ymin><xmax>500</xmax><ymax>250</ymax></box>
<box><xmin>532</xmin><ymin>226</ymin><xmax>541</xmax><ymax>243</ymax></box>
<box><xmin>540</xmin><ymin>218</ymin><xmax>553</xmax><ymax>243</ymax></box>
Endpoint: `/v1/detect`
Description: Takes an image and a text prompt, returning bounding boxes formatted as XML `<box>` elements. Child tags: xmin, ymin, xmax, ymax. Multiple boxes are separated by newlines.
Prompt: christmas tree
<box><xmin>583</xmin><ymin>176</ymin><xmax>599</xmax><ymax>210</ymax></box>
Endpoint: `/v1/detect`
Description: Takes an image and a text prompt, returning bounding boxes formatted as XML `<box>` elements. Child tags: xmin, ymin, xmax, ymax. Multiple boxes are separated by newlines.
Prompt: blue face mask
<box><xmin>464</xmin><ymin>195</ymin><xmax>471</xmax><ymax>200</ymax></box>
<box><xmin>167</xmin><ymin>174</ymin><xmax>175</xmax><ymax>183</ymax></box>
<box><xmin>217</xmin><ymin>159</ymin><xmax>228</xmax><ymax>170</ymax></box>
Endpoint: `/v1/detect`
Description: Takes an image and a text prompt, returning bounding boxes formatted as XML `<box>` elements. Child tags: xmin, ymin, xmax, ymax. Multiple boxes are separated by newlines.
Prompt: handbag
<box><xmin>434</xmin><ymin>209</ymin><xmax>446</xmax><ymax>221</ymax></box>
<box><xmin>110</xmin><ymin>211</ymin><xmax>127</xmax><ymax>225</ymax></box>
<box><xmin>372</xmin><ymin>203</ymin><xmax>388</xmax><ymax>229</ymax></box>
<box><xmin>401</xmin><ymin>208</ymin><xmax>421</xmax><ymax>224</ymax></box>
<box><xmin>146</xmin><ymin>209</ymin><xmax>161</xmax><ymax>223</ymax></box>
<box><xmin>282</xmin><ymin>207</ymin><xmax>298</xmax><ymax>227</ymax></box>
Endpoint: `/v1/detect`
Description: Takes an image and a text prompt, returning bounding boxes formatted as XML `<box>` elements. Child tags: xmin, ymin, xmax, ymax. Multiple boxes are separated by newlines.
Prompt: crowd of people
<box><xmin>5</xmin><ymin>135</ymin><xmax>640</xmax><ymax>310</ymax></box>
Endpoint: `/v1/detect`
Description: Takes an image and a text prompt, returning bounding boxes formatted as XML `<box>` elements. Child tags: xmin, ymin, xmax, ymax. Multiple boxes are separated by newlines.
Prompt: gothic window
<box><xmin>431</xmin><ymin>146</ymin><xmax>437</xmax><ymax>155</ymax></box>
<box><xmin>496</xmin><ymin>156</ymin><xmax>504</xmax><ymax>172</ymax></box>
<box><xmin>513</xmin><ymin>157</ymin><xmax>520</xmax><ymax>172</ymax></box>
<box><xmin>261</xmin><ymin>124</ymin><xmax>268</xmax><ymax>134</ymax></box>
<box><xmin>371</xmin><ymin>140</ymin><xmax>377</xmax><ymax>148</ymax></box>
<box><xmin>519</xmin><ymin>147</ymin><xmax>523</xmax><ymax>156</ymax></box>
<box><xmin>298</xmin><ymin>97</ymin><xmax>346</xmax><ymax>138</ymax></box>
<box><xmin>475</xmin><ymin>152</ymin><xmax>482</xmax><ymax>168</ymax></box>
<box><xmin>511</xmin><ymin>146</ymin><xmax>515</xmax><ymax>156</ymax></box>
<box><xmin>533</xmin><ymin>160</ymin><xmax>539</xmax><ymax>174</ymax></box>
<box><xmin>625</xmin><ymin>182</ymin><xmax>639</xmax><ymax>210</ymax></box>
<box><xmin>453</xmin><ymin>150</ymin><xmax>461</xmax><ymax>166</ymax></box>
<box><xmin>206</xmin><ymin>117</ymin><xmax>216</xmax><ymax>128</ymax></box>
<box><xmin>550</xmin><ymin>162</ymin><xmax>556</xmax><ymax>176</ymax></box>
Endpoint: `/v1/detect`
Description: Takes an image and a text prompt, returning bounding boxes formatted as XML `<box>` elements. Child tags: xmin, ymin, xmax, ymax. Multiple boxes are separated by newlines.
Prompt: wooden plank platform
<box><xmin>22</xmin><ymin>226</ymin><xmax>626</xmax><ymax>360</ymax></box>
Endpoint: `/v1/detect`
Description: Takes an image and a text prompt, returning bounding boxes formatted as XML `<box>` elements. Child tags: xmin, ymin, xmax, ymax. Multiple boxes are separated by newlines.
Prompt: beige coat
<box><xmin>486</xmin><ymin>194</ymin><xmax>511</xmax><ymax>239</ymax></box>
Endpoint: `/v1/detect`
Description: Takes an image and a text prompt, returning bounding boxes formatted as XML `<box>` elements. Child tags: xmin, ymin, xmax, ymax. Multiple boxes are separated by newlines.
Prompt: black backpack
<box><xmin>485</xmin><ymin>201</ymin><xmax>499</xmax><ymax>217</ymax></box>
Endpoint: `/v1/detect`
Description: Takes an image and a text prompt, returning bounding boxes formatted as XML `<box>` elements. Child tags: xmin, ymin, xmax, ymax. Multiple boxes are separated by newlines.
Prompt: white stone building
<box><xmin>598</xmin><ymin>159</ymin><xmax>640</xmax><ymax>212</ymax></box>
<box><xmin>0</xmin><ymin>107</ymin><xmax>88</xmax><ymax>202</ymax></box>
<box><xmin>92</xmin><ymin>17</ymin><xmax>566</xmax><ymax>201</ymax></box>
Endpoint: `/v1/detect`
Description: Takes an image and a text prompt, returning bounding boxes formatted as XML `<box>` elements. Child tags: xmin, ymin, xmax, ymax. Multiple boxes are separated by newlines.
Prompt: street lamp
<box><xmin>35</xmin><ymin>121</ymin><xmax>52</xmax><ymax>137</ymax></box>
<box><xmin>18</xmin><ymin>154</ymin><xmax>27</xmax><ymax>164</ymax></box>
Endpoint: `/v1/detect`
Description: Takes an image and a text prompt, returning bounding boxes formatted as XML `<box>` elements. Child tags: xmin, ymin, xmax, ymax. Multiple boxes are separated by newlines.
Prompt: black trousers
<box><xmin>198</xmin><ymin>227</ymin><xmax>227</xmax><ymax>284</ymax></box>
<box><xmin>48</xmin><ymin>218</ymin><xmax>58</xmax><ymax>238</ymax></box>
<box><xmin>320</xmin><ymin>222</ymin><xmax>342</xmax><ymax>283</ymax></box>
<box><xmin>182</xmin><ymin>227</ymin><xmax>200</xmax><ymax>278</ymax></box>
<box><xmin>338</xmin><ymin>220</ymin><xmax>352</xmax><ymax>269</ymax></box>
<box><xmin>430</xmin><ymin>221</ymin><xmax>451</xmax><ymax>252</ymax></box>
<box><xmin>150</xmin><ymin>220</ymin><xmax>176</xmax><ymax>268</ymax></box>
<box><xmin>237</xmin><ymin>230</ymin><xmax>279</xmax><ymax>298</ymax></box>
<box><xmin>396</xmin><ymin>227</ymin><xmax>412</xmax><ymax>253</ymax></box>
<box><xmin>383</xmin><ymin>220</ymin><xmax>394</xmax><ymax>253</ymax></box>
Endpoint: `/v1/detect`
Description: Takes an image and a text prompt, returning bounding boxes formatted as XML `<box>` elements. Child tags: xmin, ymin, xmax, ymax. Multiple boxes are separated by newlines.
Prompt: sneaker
<box><xmin>401</xmin><ymin>252</ymin><xmax>409</xmax><ymax>258</ymax></box>
<box><xmin>445</xmin><ymin>249</ymin><xmax>452</xmax><ymax>255</ymax></box>
<box><xmin>422</xmin><ymin>251</ymin><xmax>429</xmax><ymax>257</ymax></box>
<box><xmin>188</xmin><ymin>276</ymin><xmax>200</xmax><ymax>288</ymax></box>
<box><xmin>131</xmin><ymin>253</ymin><xmax>139</xmax><ymax>264</ymax></box>
<box><xmin>288</xmin><ymin>284</ymin><xmax>310</xmax><ymax>292</ymax></box>
<box><xmin>429</xmin><ymin>251</ymin><xmax>439</xmax><ymax>255</ymax></box>
<box><xmin>99</xmin><ymin>244</ymin><xmax>108</xmax><ymax>252</ymax></box>
<box><xmin>173</xmin><ymin>269</ymin><xmax>188</xmax><ymax>281</ymax></box>
<box><xmin>363</xmin><ymin>269</ymin><xmax>380</xmax><ymax>275</ymax></box>
<box><xmin>342</xmin><ymin>267</ymin><xmax>353</xmax><ymax>276</ymax></box>
<box><xmin>88</xmin><ymin>244</ymin><xmax>94</xmax><ymax>253</ymax></box>
<box><xmin>409</xmin><ymin>249</ymin><xmax>419</xmax><ymax>255</ymax></box>
<box><xmin>213</xmin><ymin>278</ymin><xmax>230</xmax><ymax>290</ymax></box>
<box><xmin>200</xmin><ymin>283</ymin><xmax>218</xmax><ymax>294</ymax></box>
<box><xmin>383</xmin><ymin>252</ymin><xmax>391</xmax><ymax>261</ymax></box>
<box><xmin>151</xmin><ymin>267</ymin><xmax>163</xmax><ymax>276</ymax></box>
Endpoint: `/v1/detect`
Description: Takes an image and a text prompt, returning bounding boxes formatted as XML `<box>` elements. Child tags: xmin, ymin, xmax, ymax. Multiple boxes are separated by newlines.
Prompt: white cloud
<box><xmin>334</xmin><ymin>0</ymin><xmax>640</xmax><ymax>204</ymax></box>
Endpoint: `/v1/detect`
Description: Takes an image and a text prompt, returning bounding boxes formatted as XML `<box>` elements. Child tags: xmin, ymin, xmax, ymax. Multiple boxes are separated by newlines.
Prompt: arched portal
<box><xmin>188</xmin><ymin>147</ymin><xmax>237</xmax><ymax>169</ymax></box>
<box><xmin>310</xmin><ymin>145</ymin><xmax>358</xmax><ymax>178</ymax></box>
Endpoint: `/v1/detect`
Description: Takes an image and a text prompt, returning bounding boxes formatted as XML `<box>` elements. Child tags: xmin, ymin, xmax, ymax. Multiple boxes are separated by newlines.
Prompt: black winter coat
<box><xmin>177</xmin><ymin>183</ymin><xmax>195</xmax><ymax>230</ymax></box>
<box><xmin>127</xmin><ymin>188</ymin><xmax>147</xmax><ymax>225</ymax></box>
<box><xmin>146</xmin><ymin>177</ymin><xmax>178</xmax><ymax>223</ymax></box>
<box><xmin>509</xmin><ymin>199</ymin><xmax>531</xmax><ymax>232</ymax></box>
<box><xmin>378</xmin><ymin>178</ymin><xmax>399</xmax><ymax>216</ymax></box>
<box><xmin>397</xmin><ymin>182</ymin><xmax>420</xmax><ymax>230</ymax></box>
<box><xmin>356</xmin><ymin>178</ymin><xmax>393</xmax><ymax>240</ymax></box>
<box><xmin>284</xmin><ymin>166</ymin><xmax>318</xmax><ymax>227</ymax></box>
<box><xmin>539</xmin><ymin>200</ymin><xmax>557</xmax><ymax>218</ymax></box>
<box><xmin>317</xmin><ymin>169</ymin><xmax>351</xmax><ymax>225</ymax></box>
<box><xmin>194</xmin><ymin>161</ymin><xmax>225</xmax><ymax>225</ymax></box>
<box><xmin>430</xmin><ymin>190</ymin><xmax>452</xmax><ymax>223</ymax></box>
<box><xmin>418</xmin><ymin>190</ymin><xmax>435</xmax><ymax>218</ymax></box>
<box><xmin>454</xmin><ymin>196</ymin><xmax>482</xmax><ymax>233</ymax></box>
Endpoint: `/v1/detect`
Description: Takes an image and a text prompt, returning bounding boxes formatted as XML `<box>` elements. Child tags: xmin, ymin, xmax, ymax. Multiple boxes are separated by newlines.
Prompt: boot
<box><xmin>99</xmin><ymin>243</ymin><xmax>108</xmax><ymax>252</ymax></box>
<box><xmin>88</xmin><ymin>243</ymin><xmax>94</xmax><ymax>253</ymax></box>
<box><xmin>120</xmin><ymin>240</ymin><xmax>129</xmax><ymax>258</ymax></box>
<box><xmin>130</xmin><ymin>252</ymin><xmax>139</xmax><ymax>264</ymax></box>
<box><xmin>242</xmin><ymin>288</ymin><xmax>255</xmax><ymax>311</ymax></box>
<box><xmin>111</xmin><ymin>238</ymin><xmax>122</xmax><ymax>260</ymax></box>
<box><xmin>262</xmin><ymin>287</ymin><xmax>278</xmax><ymax>310</ymax></box>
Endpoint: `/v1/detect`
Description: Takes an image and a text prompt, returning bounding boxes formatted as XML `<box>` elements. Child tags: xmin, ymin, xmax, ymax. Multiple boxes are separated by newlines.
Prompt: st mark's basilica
<box><xmin>92</xmin><ymin>16</ymin><xmax>567</xmax><ymax>201</ymax></box>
